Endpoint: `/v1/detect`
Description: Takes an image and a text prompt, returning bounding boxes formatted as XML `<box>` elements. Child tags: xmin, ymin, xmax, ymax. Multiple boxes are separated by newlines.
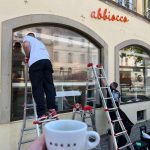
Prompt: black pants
<box><xmin>29</xmin><ymin>59</ymin><xmax>56</xmax><ymax>117</ymax></box>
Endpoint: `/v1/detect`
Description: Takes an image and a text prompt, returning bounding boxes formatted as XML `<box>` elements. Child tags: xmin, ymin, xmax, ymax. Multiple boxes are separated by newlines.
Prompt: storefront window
<box><xmin>145</xmin><ymin>0</ymin><xmax>150</xmax><ymax>18</ymax></box>
<box><xmin>12</xmin><ymin>26</ymin><xmax>100</xmax><ymax>121</ymax></box>
<box><xmin>119</xmin><ymin>45</ymin><xmax>150</xmax><ymax>103</ymax></box>
<box><xmin>118</xmin><ymin>0</ymin><xmax>133</xmax><ymax>10</ymax></box>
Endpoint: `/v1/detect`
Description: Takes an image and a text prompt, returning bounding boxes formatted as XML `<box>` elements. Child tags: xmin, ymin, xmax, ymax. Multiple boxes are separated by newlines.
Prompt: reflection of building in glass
<box><xmin>119</xmin><ymin>46</ymin><xmax>150</xmax><ymax>103</ymax></box>
<box><xmin>12</xmin><ymin>42</ymin><xmax>25</xmax><ymax>82</ymax></box>
<box><xmin>12</xmin><ymin>26</ymin><xmax>99</xmax><ymax>119</ymax></box>
<box><xmin>13</xmin><ymin>27</ymin><xmax>99</xmax><ymax>82</ymax></box>
<box><xmin>68</xmin><ymin>53</ymin><xmax>73</xmax><ymax>63</ymax></box>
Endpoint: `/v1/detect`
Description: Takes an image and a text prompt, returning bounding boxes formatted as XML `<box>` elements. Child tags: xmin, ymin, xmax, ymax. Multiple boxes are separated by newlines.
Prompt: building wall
<box><xmin>0</xmin><ymin>0</ymin><xmax>150</xmax><ymax>149</ymax></box>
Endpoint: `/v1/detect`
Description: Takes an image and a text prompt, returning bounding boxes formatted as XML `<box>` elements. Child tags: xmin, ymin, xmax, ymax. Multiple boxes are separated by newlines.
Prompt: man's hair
<box><xmin>14</xmin><ymin>42</ymin><xmax>21</xmax><ymax>48</ymax></box>
<box><xmin>110</xmin><ymin>82</ymin><xmax>118</xmax><ymax>88</ymax></box>
<box><xmin>27</xmin><ymin>32</ymin><xmax>35</xmax><ymax>37</ymax></box>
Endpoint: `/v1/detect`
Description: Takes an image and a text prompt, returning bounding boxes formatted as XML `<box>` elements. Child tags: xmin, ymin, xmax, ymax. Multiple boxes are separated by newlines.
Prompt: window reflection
<box><xmin>12</xmin><ymin>26</ymin><xmax>100</xmax><ymax>121</ymax></box>
<box><xmin>145</xmin><ymin>0</ymin><xmax>150</xmax><ymax>18</ymax></box>
<box><xmin>118</xmin><ymin>0</ymin><xmax>133</xmax><ymax>10</ymax></box>
<box><xmin>119</xmin><ymin>46</ymin><xmax>150</xmax><ymax>103</ymax></box>
<box><xmin>68</xmin><ymin>53</ymin><xmax>73</xmax><ymax>63</ymax></box>
<box><xmin>12</xmin><ymin>42</ymin><xmax>25</xmax><ymax>82</ymax></box>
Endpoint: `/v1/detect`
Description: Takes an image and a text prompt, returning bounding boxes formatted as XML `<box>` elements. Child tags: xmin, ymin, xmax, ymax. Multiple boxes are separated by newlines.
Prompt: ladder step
<box><xmin>33</xmin><ymin>118</ymin><xmax>56</xmax><ymax>124</ymax></box>
<box><xmin>26</xmin><ymin>104</ymin><xmax>34</xmax><ymax>107</ymax></box>
<box><xmin>21</xmin><ymin>139</ymin><xmax>34</xmax><ymax>144</ymax></box>
<box><xmin>104</xmin><ymin>107</ymin><xmax>118</xmax><ymax>111</ymax></box>
<box><xmin>101</xmin><ymin>87</ymin><xmax>109</xmax><ymax>89</ymax></box>
<box><xmin>104</xmin><ymin>97</ymin><xmax>113</xmax><ymax>100</ymax></box>
<box><xmin>97</xmin><ymin>76</ymin><xmax>106</xmax><ymax>79</ymax></box>
<box><xmin>24</xmin><ymin>104</ymin><xmax>34</xmax><ymax>110</ymax></box>
<box><xmin>23</xmin><ymin>127</ymin><xmax>36</xmax><ymax>131</ymax></box>
<box><xmin>118</xmin><ymin>142</ymin><xmax>133</xmax><ymax>150</ymax></box>
<box><xmin>111</xmin><ymin>118</ymin><xmax>122</xmax><ymax>123</ymax></box>
<box><xmin>114</xmin><ymin>130</ymin><xmax>127</xmax><ymax>137</ymax></box>
<box><xmin>73</xmin><ymin>111</ymin><xmax>83</xmax><ymax>113</ymax></box>
<box><xmin>86</xmin><ymin>97</ymin><xmax>96</xmax><ymax>101</ymax></box>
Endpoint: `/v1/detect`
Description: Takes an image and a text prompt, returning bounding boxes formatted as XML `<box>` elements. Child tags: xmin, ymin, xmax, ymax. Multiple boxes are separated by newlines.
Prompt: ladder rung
<box><xmin>86</xmin><ymin>98</ymin><xmax>96</xmax><ymax>101</ymax></box>
<box><xmin>101</xmin><ymin>87</ymin><xmax>109</xmax><ymax>89</ymax></box>
<box><xmin>21</xmin><ymin>139</ymin><xmax>34</xmax><ymax>144</ymax></box>
<box><xmin>23</xmin><ymin>127</ymin><xmax>36</xmax><ymax>131</ymax></box>
<box><xmin>111</xmin><ymin>118</ymin><xmax>122</xmax><ymax>123</ymax></box>
<box><xmin>104</xmin><ymin>107</ymin><xmax>117</xmax><ymax>111</ymax></box>
<box><xmin>24</xmin><ymin>104</ymin><xmax>34</xmax><ymax>109</ymax></box>
<box><xmin>33</xmin><ymin>118</ymin><xmax>56</xmax><ymax>124</ymax></box>
<box><xmin>118</xmin><ymin>142</ymin><xmax>133</xmax><ymax>150</ymax></box>
<box><xmin>104</xmin><ymin>97</ymin><xmax>113</xmax><ymax>100</ymax></box>
<box><xmin>73</xmin><ymin>110</ymin><xmax>83</xmax><ymax>113</ymax></box>
<box><xmin>95</xmin><ymin>68</ymin><xmax>103</xmax><ymax>70</ymax></box>
<box><xmin>114</xmin><ymin>130</ymin><xmax>127</xmax><ymax>137</ymax></box>
<box><xmin>109</xmin><ymin>107</ymin><xmax>118</xmax><ymax>111</ymax></box>
<box><xmin>25</xmin><ymin>107</ymin><xmax>34</xmax><ymax>110</ymax></box>
<box><xmin>26</xmin><ymin>104</ymin><xmax>34</xmax><ymax>107</ymax></box>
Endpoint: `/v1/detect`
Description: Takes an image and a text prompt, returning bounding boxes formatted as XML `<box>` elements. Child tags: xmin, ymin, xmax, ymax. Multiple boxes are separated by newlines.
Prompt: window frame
<box><xmin>1</xmin><ymin>14</ymin><xmax>107</xmax><ymax>123</ymax></box>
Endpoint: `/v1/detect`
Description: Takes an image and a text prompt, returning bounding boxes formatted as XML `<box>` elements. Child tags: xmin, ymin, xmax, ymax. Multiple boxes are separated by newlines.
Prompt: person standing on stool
<box><xmin>23</xmin><ymin>32</ymin><xmax>58</xmax><ymax>120</ymax></box>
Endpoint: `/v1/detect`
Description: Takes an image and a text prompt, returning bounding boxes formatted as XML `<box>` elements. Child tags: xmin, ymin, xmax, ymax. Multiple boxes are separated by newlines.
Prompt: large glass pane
<box><xmin>118</xmin><ymin>0</ymin><xmax>133</xmax><ymax>10</ymax></box>
<box><xmin>146</xmin><ymin>0</ymin><xmax>150</xmax><ymax>18</ymax></box>
<box><xmin>12</xmin><ymin>26</ymin><xmax>100</xmax><ymax>121</ymax></box>
<box><xmin>119</xmin><ymin>46</ymin><xmax>150</xmax><ymax>103</ymax></box>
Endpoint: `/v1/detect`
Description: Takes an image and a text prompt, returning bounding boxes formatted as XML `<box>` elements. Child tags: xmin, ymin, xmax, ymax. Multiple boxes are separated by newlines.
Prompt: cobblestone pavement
<box><xmin>92</xmin><ymin>120</ymin><xmax>150</xmax><ymax>150</ymax></box>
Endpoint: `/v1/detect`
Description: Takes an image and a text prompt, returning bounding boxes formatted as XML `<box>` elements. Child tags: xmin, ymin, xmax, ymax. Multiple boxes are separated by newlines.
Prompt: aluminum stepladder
<box><xmin>17</xmin><ymin>62</ymin><xmax>41</xmax><ymax>150</ymax></box>
<box><xmin>72</xmin><ymin>64</ymin><xmax>97</xmax><ymax>132</ymax></box>
<box><xmin>87</xmin><ymin>63</ymin><xmax>134</xmax><ymax>150</ymax></box>
<box><xmin>17</xmin><ymin>63</ymin><xmax>55</xmax><ymax>150</ymax></box>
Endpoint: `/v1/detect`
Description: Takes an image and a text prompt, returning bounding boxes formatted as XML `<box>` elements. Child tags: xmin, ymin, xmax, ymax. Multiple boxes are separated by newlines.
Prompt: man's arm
<box><xmin>23</xmin><ymin>41</ymin><xmax>31</xmax><ymax>58</ymax></box>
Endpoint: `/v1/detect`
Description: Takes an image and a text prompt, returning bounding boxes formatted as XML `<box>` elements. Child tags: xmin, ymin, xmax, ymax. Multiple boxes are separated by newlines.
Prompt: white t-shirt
<box><xmin>23</xmin><ymin>35</ymin><xmax>50</xmax><ymax>67</ymax></box>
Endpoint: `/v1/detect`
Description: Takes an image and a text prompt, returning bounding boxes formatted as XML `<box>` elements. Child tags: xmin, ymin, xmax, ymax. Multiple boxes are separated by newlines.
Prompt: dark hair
<box><xmin>14</xmin><ymin>42</ymin><xmax>21</xmax><ymax>48</ymax></box>
<box><xmin>110</xmin><ymin>82</ymin><xmax>118</xmax><ymax>88</ymax></box>
<box><xmin>27</xmin><ymin>32</ymin><xmax>35</xmax><ymax>37</ymax></box>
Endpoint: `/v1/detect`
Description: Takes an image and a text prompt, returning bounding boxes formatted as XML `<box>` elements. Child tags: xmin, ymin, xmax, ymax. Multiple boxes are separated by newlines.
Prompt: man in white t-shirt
<box><xmin>23</xmin><ymin>33</ymin><xmax>58</xmax><ymax>120</ymax></box>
